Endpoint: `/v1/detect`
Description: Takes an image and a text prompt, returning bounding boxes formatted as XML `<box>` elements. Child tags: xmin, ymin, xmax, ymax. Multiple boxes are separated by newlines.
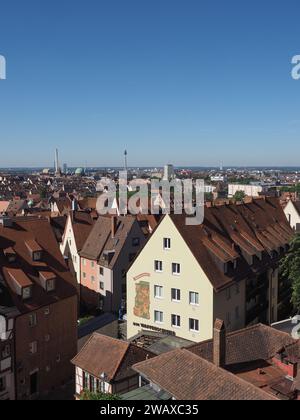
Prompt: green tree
<box><xmin>280</xmin><ymin>235</ymin><xmax>300</xmax><ymax>312</ymax></box>
<box><xmin>233</xmin><ymin>190</ymin><xmax>246</xmax><ymax>202</ymax></box>
<box><xmin>79</xmin><ymin>389</ymin><xmax>120</xmax><ymax>401</ymax></box>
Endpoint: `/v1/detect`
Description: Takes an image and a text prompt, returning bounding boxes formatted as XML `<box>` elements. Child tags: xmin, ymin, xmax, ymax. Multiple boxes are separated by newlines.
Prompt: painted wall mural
<box><xmin>134</xmin><ymin>281</ymin><xmax>150</xmax><ymax>320</ymax></box>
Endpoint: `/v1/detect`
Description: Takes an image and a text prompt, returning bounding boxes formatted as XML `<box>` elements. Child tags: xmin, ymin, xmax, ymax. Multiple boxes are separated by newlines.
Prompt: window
<box><xmin>73</xmin><ymin>255</ymin><xmax>77</xmax><ymax>264</ymax></box>
<box><xmin>189</xmin><ymin>318</ymin><xmax>199</xmax><ymax>332</ymax></box>
<box><xmin>163</xmin><ymin>238</ymin><xmax>171</xmax><ymax>250</ymax></box>
<box><xmin>171</xmin><ymin>288</ymin><xmax>181</xmax><ymax>302</ymax></box>
<box><xmin>0</xmin><ymin>377</ymin><xmax>6</xmax><ymax>392</ymax></box>
<box><xmin>171</xmin><ymin>314</ymin><xmax>181</xmax><ymax>328</ymax></box>
<box><xmin>226</xmin><ymin>287</ymin><xmax>231</xmax><ymax>301</ymax></box>
<box><xmin>44</xmin><ymin>307</ymin><xmax>50</xmax><ymax>316</ymax></box>
<box><xmin>47</xmin><ymin>279</ymin><xmax>55</xmax><ymax>292</ymax></box>
<box><xmin>91</xmin><ymin>261</ymin><xmax>95</xmax><ymax>268</ymax></box>
<box><xmin>56</xmin><ymin>354</ymin><xmax>61</xmax><ymax>363</ymax></box>
<box><xmin>189</xmin><ymin>292</ymin><xmax>199</xmax><ymax>306</ymax></box>
<box><xmin>29</xmin><ymin>341</ymin><xmax>38</xmax><ymax>355</ymax></box>
<box><xmin>91</xmin><ymin>276</ymin><xmax>95</xmax><ymax>283</ymax></box>
<box><xmin>22</xmin><ymin>287</ymin><xmax>32</xmax><ymax>300</ymax></box>
<box><xmin>172</xmin><ymin>263</ymin><xmax>181</xmax><ymax>275</ymax></box>
<box><xmin>132</xmin><ymin>238</ymin><xmax>140</xmax><ymax>247</ymax></box>
<box><xmin>100</xmin><ymin>281</ymin><xmax>104</xmax><ymax>291</ymax></box>
<box><xmin>83</xmin><ymin>272</ymin><xmax>86</xmax><ymax>279</ymax></box>
<box><xmin>154</xmin><ymin>285</ymin><xmax>163</xmax><ymax>299</ymax></box>
<box><xmin>100</xmin><ymin>267</ymin><xmax>104</xmax><ymax>276</ymax></box>
<box><xmin>33</xmin><ymin>251</ymin><xmax>42</xmax><ymax>262</ymax></box>
<box><xmin>90</xmin><ymin>376</ymin><xmax>97</xmax><ymax>393</ymax></box>
<box><xmin>83</xmin><ymin>372</ymin><xmax>89</xmax><ymax>390</ymax></box>
<box><xmin>2</xmin><ymin>344</ymin><xmax>10</xmax><ymax>358</ymax></box>
<box><xmin>154</xmin><ymin>260</ymin><xmax>163</xmax><ymax>272</ymax></box>
<box><xmin>235</xmin><ymin>306</ymin><xmax>240</xmax><ymax>320</ymax></box>
<box><xmin>68</xmin><ymin>239</ymin><xmax>72</xmax><ymax>246</ymax></box>
<box><xmin>154</xmin><ymin>311</ymin><xmax>163</xmax><ymax>324</ymax></box>
<box><xmin>82</xmin><ymin>259</ymin><xmax>86</xmax><ymax>266</ymax></box>
<box><xmin>29</xmin><ymin>313</ymin><xmax>37</xmax><ymax>327</ymax></box>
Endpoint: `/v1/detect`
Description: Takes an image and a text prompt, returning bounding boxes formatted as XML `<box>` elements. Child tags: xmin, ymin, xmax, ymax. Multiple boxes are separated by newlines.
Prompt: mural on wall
<box><xmin>134</xmin><ymin>281</ymin><xmax>150</xmax><ymax>320</ymax></box>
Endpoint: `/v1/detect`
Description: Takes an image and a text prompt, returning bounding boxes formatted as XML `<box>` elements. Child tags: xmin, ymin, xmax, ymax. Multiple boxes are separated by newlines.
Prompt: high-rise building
<box><xmin>163</xmin><ymin>164</ymin><xmax>175</xmax><ymax>181</ymax></box>
<box><xmin>63</xmin><ymin>163</ymin><xmax>67</xmax><ymax>174</ymax></box>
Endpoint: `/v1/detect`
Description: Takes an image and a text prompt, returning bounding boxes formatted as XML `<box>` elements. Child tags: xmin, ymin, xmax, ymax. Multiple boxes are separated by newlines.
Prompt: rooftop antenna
<box><xmin>124</xmin><ymin>150</ymin><xmax>128</xmax><ymax>171</ymax></box>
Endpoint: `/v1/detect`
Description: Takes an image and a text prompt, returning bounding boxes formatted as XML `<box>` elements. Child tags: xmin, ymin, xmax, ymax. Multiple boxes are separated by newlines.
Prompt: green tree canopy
<box><xmin>79</xmin><ymin>389</ymin><xmax>120</xmax><ymax>401</ymax></box>
<box><xmin>233</xmin><ymin>190</ymin><xmax>246</xmax><ymax>202</ymax></box>
<box><xmin>280</xmin><ymin>235</ymin><xmax>300</xmax><ymax>313</ymax></box>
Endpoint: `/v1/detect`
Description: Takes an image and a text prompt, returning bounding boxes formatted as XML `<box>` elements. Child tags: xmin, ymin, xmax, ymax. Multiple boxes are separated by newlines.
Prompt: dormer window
<box><xmin>4</xmin><ymin>247</ymin><xmax>16</xmax><ymax>263</ymax></box>
<box><xmin>25</xmin><ymin>240</ymin><xmax>43</xmax><ymax>262</ymax></box>
<box><xmin>33</xmin><ymin>251</ymin><xmax>42</xmax><ymax>262</ymax></box>
<box><xmin>22</xmin><ymin>286</ymin><xmax>32</xmax><ymax>300</ymax></box>
<box><xmin>39</xmin><ymin>271</ymin><xmax>56</xmax><ymax>292</ymax></box>
<box><xmin>46</xmin><ymin>279</ymin><xmax>56</xmax><ymax>292</ymax></box>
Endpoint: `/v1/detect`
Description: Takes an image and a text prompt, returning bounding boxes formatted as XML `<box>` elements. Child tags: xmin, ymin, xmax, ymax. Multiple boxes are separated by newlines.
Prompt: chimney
<box><xmin>111</xmin><ymin>216</ymin><xmax>117</xmax><ymax>239</ymax></box>
<box><xmin>213</xmin><ymin>319</ymin><xmax>226</xmax><ymax>368</ymax></box>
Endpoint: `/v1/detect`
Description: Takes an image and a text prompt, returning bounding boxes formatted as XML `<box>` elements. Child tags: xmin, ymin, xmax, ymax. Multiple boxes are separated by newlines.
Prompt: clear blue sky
<box><xmin>0</xmin><ymin>0</ymin><xmax>300</xmax><ymax>167</ymax></box>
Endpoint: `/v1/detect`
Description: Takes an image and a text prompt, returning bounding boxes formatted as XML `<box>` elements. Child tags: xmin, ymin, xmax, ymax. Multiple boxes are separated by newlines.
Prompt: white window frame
<box><xmin>163</xmin><ymin>238</ymin><xmax>171</xmax><ymax>250</ymax></box>
<box><xmin>154</xmin><ymin>285</ymin><xmax>163</xmax><ymax>299</ymax></box>
<box><xmin>171</xmin><ymin>314</ymin><xmax>181</xmax><ymax>328</ymax></box>
<box><xmin>154</xmin><ymin>260</ymin><xmax>163</xmax><ymax>273</ymax></box>
<box><xmin>154</xmin><ymin>310</ymin><xmax>164</xmax><ymax>324</ymax></box>
<box><xmin>172</xmin><ymin>263</ymin><xmax>181</xmax><ymax>276</ymax></box>
<box><xmin>189</xmin><ymin>318</ymin><xmax>199</xmax><ymax>333</ymax></box>
<box><xmin>171</xmin><ymin>288</ymin><xmax>181</xmax><ymax>302</ymax></box>
<box><xmin>189</xmin><ymin>291</ymin><xmax>199</xmax><ymax>306</ymax></box>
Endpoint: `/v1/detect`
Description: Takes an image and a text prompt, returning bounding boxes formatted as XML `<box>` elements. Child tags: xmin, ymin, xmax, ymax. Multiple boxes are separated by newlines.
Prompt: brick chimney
<box><xmin>213</xmin><ymin>319</ymin><xmax>226</xmax><ymax>368</ymax></box>
<box><xmin>111</xmin><ymin>216</ymin><xmax>117</xmax><ymax>239</ymax></box>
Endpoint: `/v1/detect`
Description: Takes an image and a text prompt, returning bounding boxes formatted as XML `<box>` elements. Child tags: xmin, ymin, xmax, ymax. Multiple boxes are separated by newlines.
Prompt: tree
<box><xmin>79</xmin><ymin>389</ymin><xmax>120</xmax><ymax>400</ymax></box>
<box><xmin>233</xmin><ymin>190</ymin><xmax>246</xmax><ymax>202</ymax></box>
<box><xmin>280</xmin><ymin>235</ymin><xmax>300</xmax><ymax>313</ymax></box>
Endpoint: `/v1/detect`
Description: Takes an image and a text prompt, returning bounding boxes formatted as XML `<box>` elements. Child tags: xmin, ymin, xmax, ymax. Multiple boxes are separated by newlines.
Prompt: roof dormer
<box><xmin>39</xmin><ymin>271</ymin><xmax>56</xmax><ymax>293</ymax></box>
<box><xmin>25</xmin><ymin>239</ymin><xmax>43</xmax><ymax>261</ymax></box>
<box><xmin>7</xmin><ymin>268</ymin><xmax>33</xmax><ymax>300</ymax></box>
<box><xmin>4</xmin><ymin>247</ymin><xmax>17</xmax><ymax>263</ymax></box>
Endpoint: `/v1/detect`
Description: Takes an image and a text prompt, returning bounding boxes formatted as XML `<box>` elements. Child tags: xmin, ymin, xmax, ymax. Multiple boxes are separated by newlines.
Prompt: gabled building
<box><xmin>0</xmin><ymin>216</ymin><xmax>78</xmax><ymax>400</ymax></box>
<box><xmin>0</xmin><ymin>284</ymin><xmax>18</xmax><ymax>400</ymax></box>
<box><xmin>79</xmin><ymin>215</ymin><xmax>147</xmax><ymax>313</ymax></box>
<box><xmin>131</xmin><ymin>320</ymin><xmax>300</xmax><ymax>401</ymax></box>
<box><xmin>284</xmin><ymin>200</ymin><xmax>300</xmax><ymax>232</ymax></box>
<box><xmin>60</xmin><ymin>211</ymin><xmax>95</xmax><ymax>284</ymax></box>
<box><xmin>71</xmin><ymin>333</ymin><xmax>155</xmax><ymax>398</ymax></box>
<box><xmin>127</xmin><ymin>197</ymin><xmax>293</xmax><ymax>343</ymax></box>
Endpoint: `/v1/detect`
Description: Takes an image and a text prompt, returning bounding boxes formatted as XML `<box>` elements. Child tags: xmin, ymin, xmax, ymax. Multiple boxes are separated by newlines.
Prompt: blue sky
<box><xmin>0</xmin><ymin>0</ymin><xmax>300</xmax><ymax>167</ymax></box>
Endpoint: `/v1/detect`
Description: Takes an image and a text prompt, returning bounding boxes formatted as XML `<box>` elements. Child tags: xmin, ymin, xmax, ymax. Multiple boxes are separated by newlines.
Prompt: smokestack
<box><xmin>213</xmin><ymin>319</ymin><xmax>226</xmax><ymax>368</ymax></box>
<box><xmin>55</xmin><ymin>148</ymin><xmax>60</xmax><ymax>174</ymax></box>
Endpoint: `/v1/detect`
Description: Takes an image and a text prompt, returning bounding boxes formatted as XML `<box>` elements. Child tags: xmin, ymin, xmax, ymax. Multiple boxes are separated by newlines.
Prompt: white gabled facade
<box><xmin>127</xmin><ymin>215</ymin><xmax>215</xmax><ymax>343</ymax></box>
<box><xmin>60</xmin><ymin>214</ymin><xmax>81</xmax><ymax>283</ymax></box>
<box><xmin>283</xmin><ymin>200</ymin><xmax>300</xmax><ymax>231</ymax></box>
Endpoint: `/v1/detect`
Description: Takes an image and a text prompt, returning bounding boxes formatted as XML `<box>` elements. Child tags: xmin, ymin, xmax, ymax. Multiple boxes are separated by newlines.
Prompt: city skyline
<box><xmin>1</xmin><ymin>0</ymin><xmax>300</xmax><ymax>167</ymax></box>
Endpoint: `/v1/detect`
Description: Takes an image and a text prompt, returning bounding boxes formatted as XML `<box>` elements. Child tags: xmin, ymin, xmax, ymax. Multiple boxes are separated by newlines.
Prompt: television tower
<box><xmin>124</xmin><ymin>150</ymin><xmax>128</xmax><ymax>171</ymax></box>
